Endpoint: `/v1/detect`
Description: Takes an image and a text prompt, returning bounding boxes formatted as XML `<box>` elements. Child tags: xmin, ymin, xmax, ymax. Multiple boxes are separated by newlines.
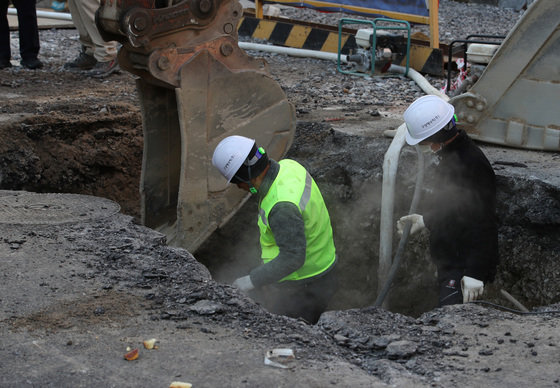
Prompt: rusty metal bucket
<box><xmin>97</xmin><ymin>0</ymin><xmax>296</xmax><ymax>251</ymax></box>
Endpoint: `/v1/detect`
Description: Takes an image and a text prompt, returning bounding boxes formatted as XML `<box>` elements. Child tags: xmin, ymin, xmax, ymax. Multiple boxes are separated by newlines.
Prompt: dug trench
<box><xmin>1</xmin><ymin>91</ymin><xmax>559</xmax><ymax>317</ymax></box>
<box><xmin>197</xmin><ymin>121</ymin><xmax>560</xmax><ymax>317</ymax></box>
<box><xmin>1</xmin><ymin>45</ymin><xmax>560</xmax><ymax>386</ymax></box>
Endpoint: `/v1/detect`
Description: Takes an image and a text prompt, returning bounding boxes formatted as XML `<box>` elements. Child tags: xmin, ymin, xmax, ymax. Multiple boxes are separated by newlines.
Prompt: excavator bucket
<box><xmin>450</xmin><ymin>0</ymin><xmax>560</xmax><ymax>151</ymax></box>
<box><xmin>96</xmin><ymin>0</ymin><xmax>295</xmax><ymax>252</ymax></box>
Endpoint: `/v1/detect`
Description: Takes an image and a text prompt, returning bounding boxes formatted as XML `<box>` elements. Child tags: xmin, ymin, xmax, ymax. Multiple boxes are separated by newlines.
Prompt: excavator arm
<box><xmin>449</xmin><ymin>0</ymin><xmax>559</xmax><ymax>151</ymax></box>
<box><xmin>96</xmin><ymin>0</ymin><xmax>296</xmax><ymax>252</ymax></box>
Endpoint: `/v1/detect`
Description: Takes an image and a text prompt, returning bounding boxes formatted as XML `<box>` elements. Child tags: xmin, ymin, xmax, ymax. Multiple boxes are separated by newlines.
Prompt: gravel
<box><xmin>2</xmin><ymin>4</ymin><xmax>559</xmax><ymax>387</ymax></box>
<box><xmin>20</xmin><ymin>0</ymin><xmax>523</xmax><ymax>67</ymax></box>
<box><xmin>276</xmin><ymin>0</ymin><xmax>523</xmax><ymax>43</ymax></box>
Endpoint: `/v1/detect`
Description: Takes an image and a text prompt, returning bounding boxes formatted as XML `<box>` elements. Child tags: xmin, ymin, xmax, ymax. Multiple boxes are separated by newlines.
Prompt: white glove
<box><xmin>397</xmin><ymin>214</ymin><xmax>425</xmax><ymax>236</ymax></box>
<box><xmin>461</xmin><ymin>276</ymin><xmax>484</xmax><ymax>303</ymax></box>
<box><xmin>232</xmin><ymin>275</ymin><xmax>254</xmax><ymax>292</ymax></box>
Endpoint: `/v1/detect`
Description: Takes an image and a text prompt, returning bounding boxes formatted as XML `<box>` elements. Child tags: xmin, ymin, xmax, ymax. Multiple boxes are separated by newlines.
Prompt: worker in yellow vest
<box><xmin>212</xmin><ymin>135</ymin><xmax>338</xmax><ymax>324</ymax></box>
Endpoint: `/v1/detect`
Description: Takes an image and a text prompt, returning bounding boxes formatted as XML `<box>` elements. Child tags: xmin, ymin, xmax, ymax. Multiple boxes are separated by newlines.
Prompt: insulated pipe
<box><xmin>389</xmin><ymin>64</ymin><xmax>449</xmax><ymax>101</ymax></box>
<box><xmin>376</xmin><ymin>64</ymin><xmax>448</xmax><ymax>303</ymax></box>
<box><xmin>239</xmin><ymin>42</ymin><xmax>349</xmax><ymax>63</ymax></box>
<box><xmin>374</xmin><ymin>145</ymin><xmax>424</xmax><ymax>307</ymax></box>
<box><xmin>377</xmin><ymin>122</ymin><xmax>408</xmax><ymax>298</ymax></box>
<box><xmin>8</xmin><ymin>9</ymin><xmax>74</xmax><ymax>21</ymax></box>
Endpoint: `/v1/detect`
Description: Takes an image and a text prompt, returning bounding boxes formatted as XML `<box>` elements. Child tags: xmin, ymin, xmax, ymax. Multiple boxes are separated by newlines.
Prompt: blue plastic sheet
<box><xmin>264</xmin><ymin>0</ymin><xmax>429</xmax><ymax>17</ymax></box>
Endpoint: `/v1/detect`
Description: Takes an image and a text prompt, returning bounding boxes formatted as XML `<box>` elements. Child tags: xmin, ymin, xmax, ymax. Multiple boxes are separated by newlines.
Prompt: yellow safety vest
<box><xmin>258</xmin><ymin>159</ymin><xmax>336</xmax><ymax>281</ymax></box>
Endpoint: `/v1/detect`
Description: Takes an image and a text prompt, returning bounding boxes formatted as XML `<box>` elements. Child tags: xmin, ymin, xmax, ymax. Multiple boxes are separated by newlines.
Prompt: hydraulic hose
<box><xmin>374</xmin><ymin>145</ymin><xmax>424</xmax><ymax>307</ymax></box>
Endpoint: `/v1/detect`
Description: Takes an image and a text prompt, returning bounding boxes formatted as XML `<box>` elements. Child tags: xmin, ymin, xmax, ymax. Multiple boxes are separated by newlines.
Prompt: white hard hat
<box><xmin>403</xmin><ymin>95</ymin><xmax>455</xmax><ymax>145</ymax></box>
<box><xmin>212</xmin><ymin>135</ymin><xmax>255</xmax><ymax>182</ymax></box>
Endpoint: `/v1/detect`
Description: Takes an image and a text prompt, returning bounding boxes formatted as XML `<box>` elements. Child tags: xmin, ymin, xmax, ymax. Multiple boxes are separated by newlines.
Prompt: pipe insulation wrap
<box><xmin>375</xmin><ymin>145</ymin><xmax>424</xmax><ymax>307</ymax></box>
<box><xmin>239</xmin><ymin>42</ymin><xmax>349</xmax><ymax>63</ymax></box>
<box><xmin>8</xmin><ymin>9</ymin><xmax>74</xmax><ymax>21</ymax></box>
<box><xmin>376</xmin><ymin>65</ymin><xmax>450</xmax><ymax>305</ymax></box>
<box><xmin>389</xmin><ymin>64</ymin><xmax>449</xmax><ymax>101</ymax></box>
<box><xmin>377</xmin><ymin>123</ymin><xmax>407</xmax><ymax>298</ymax></box>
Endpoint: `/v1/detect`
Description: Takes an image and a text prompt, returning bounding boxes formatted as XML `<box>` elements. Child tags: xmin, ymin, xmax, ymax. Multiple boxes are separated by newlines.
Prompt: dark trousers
<box><xmin>0</xmin><ymin>0</ymin><xmax>40</xmax><ymax>61</ymax></box>
<box><xmin>253</xmin><ymin>265</ymin><xmax>338</xmax><ymax>324</ymax></box>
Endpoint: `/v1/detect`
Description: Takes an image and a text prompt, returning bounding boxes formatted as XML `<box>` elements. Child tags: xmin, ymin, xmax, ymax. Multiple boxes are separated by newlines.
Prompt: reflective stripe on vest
<box><xmin>258</xmin><ymin>159</ymin><xmax>336</xmax><ymax>281</ymax></box>
<box><xmin>259</xmin><ymin>171</ymin><xmax>312</xmax><ymax>226</ymax></box>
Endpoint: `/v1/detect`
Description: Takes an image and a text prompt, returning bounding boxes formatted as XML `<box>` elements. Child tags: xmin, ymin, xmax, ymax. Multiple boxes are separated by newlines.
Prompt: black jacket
<box><xmin>422</xmin><ymin>130</ymin><xmax>499</xmax><ymax>282</ymax></box>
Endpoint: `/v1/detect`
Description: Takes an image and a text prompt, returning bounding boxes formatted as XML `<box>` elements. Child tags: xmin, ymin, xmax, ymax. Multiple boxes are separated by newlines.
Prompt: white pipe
<box><xmin>389</xmin><ymin>64</ymin><xmax>449</xmax><ymax>101</ymax></box>
<box><xmin>239</xmin><ymin>42</ymin><xmax>348</xmax><ymax>63</ymax></box>
<box><xmin>377</xmin><ymin>121</ymin><xmax>408</xmax><ymax>294</ymax></box>
<box><xmin>8</xmin><ymin>8</ymin><xmax>74</xmax><ymax>21</ymax></box>
<box><xmin>377</xmin><ymin>64</ymin><xmax>449</xmax><ymax>297</ymax></box>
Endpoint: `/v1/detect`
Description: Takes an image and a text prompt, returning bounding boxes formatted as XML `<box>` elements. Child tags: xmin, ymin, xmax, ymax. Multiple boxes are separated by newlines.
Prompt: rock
<box><xmin>386</xmin><ymin>340</ymin><xmax>418</xmax><ymax>359</ymax></box>
<box><xmin>189</xmin><ymin>300</ymin><xmax>225</xmax><ymax>315</ymax></box>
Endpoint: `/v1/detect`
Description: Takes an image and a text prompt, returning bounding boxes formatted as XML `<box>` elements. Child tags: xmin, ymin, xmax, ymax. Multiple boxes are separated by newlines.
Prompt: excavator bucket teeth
<box><xmin>137</xmin><ymin>80</ymin><xmax>181</xmax><ymax>230</ymax></box>
<box><xmin>140</xmin><ymin>50</ymin><xmax>295</xmax><ymax>252</ymax></box>
<box><xmin>96</xmin><ymin>0</ymin><xmax>295</xmax><ymax>251</ymax></box>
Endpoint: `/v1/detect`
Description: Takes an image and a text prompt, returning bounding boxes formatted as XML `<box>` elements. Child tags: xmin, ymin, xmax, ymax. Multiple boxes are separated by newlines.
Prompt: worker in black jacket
<box><xmin>397</xmin><ymin>95</ymin><xmax>499</xmax><ymax>306</ymax></box>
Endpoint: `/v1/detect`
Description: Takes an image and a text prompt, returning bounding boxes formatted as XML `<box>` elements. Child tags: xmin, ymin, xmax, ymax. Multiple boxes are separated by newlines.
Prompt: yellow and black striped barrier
<box><xmin>237</xmin><ymin>15</ymin><xmax>444</xmax><ymax>76</ymax></box>
<box><xmin>238</xmin><ymin>15</ymin><xmax>358</xmax><ymax>54</ymax></box>
<box><xmin>405</xmin><ymin>42</ymin><xmax>443</xmax><ymax>75</ymax></box>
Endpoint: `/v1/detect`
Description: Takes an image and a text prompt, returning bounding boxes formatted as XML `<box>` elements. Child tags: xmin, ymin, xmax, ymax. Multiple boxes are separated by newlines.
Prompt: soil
<box><xmin>2</xmin><ymin>191</ymin><xmax>560</xmax><ymax>388</ymax></box>
<box><xmin>1</xmin><ymin>1</ymin><xmax>560</xmax><ymax>387</ymax></box>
